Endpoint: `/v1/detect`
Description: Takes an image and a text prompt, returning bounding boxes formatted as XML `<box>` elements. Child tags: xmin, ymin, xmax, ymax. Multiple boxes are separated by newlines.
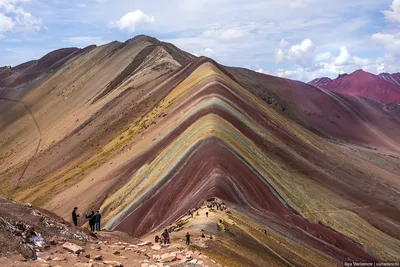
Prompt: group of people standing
<box><xmin>154</xmin><ymin>229</ymin><xmax>191</xmax><ymax>246</ymax></box>
<box><xmin>207</xmin><ymin>201</ymin><xmax>226</xmax><ymax>211</ymax></box>
<box><xmin>155</xmin><ymin>229</ymin><xmax>171</xmax><ymax>244</ymax></box>
<box><xmin>71</xmin><ymin>207</ymin><xmax>102</xmax><ymax>232</ymax></box>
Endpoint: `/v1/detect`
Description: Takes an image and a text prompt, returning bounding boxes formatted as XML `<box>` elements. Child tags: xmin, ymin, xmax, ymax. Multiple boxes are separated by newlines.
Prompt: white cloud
<box><xmin>275</xmin><ymin>48</ymin><xmax>285</xmax><ymax>63</ymax></box>
<box><xmin>334</xmin><ymin>46</ymin><xmax>351</xmax><ymax>65</ymax></box>
<box><xmin>273</xmin><ymin>40</ymin><xmax>385</xmax><ymax>81</ymax></box>
<box><xmin>0</xmin><ymin>13</ymin><xmax>14</xmax><ymax>32</ymax></box>
<box><xmin>275</xmin><ymin>38</ymin><xmax>315</xmax><ymax>67</ymax></box>
<box><xmin>353</xmin><ymin>56</ymin><xmax>371</xmax><ymax>66</ymax></box>
<box><xmin>0</xmin><ymin>0</ymin><xmax>41</xmax><ymax>35</ymax></box>
<box><xmin>382</xmin><ymin>0</ymin><xmax>400</xmax><ymax>24</ymax></box>
<box><xmin>204</xmin><ymin>47</ymin><xmax>216</xmax><ymax>58</ymax></box>
<box><xmin>63</xmin><ymin>36</ymin><xmax>110</xmax><ymax>46</ymax></box>
<box><xmin>203</xmin><ymin>27</ymin><xmax>248</xmax><ymax>41</ymax></box>
<box><xmin>109</xmin><ymin>10</ymin><xmax>154</xmax><ymax>32</ymax></box>
<box><xmin>14</xmin><ymin>9</ymin><xmax>42</xmax><ymax>31</ymax></box>
<box><xmin>371</xmin><ymin>33</ymin><xmax>400</xmax><ymax>56</ymax></box>
<box><xmin>276</xmin><ymin>67</ymin><xmax>311</xmax><ymax>81</ymax></box>
<box><xmin>190</xmin><ymin>48</ymin><xmax>216</xmax><ymax>59</ymax></box>
<box><xmin>256</xmin><ymin>68</ymin><xmax>264</xmax><ymax>73</ymax></box>
<box><xmin>315</xmin><ymin>52</ymin><xmax>332</xmax><ymax>61</ymax></box>
<box><xmin>274</xmin><ymin>1</ymin><xmax>400</xmax><ymax>81</ymax></box>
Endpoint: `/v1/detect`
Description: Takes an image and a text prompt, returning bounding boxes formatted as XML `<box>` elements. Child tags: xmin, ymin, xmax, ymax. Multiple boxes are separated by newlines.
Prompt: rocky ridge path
<box><xmin>0</xmin><ymin>231</ymin><xmax>222</xmax><ymax>267</ymax></box>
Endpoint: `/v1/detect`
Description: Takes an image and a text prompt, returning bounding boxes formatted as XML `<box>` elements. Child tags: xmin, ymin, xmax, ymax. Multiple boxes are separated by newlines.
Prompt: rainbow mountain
<box><xmin>1</xmin><ymin>35</ymin><xmax>400</xmax><ymax>266</ymax></box>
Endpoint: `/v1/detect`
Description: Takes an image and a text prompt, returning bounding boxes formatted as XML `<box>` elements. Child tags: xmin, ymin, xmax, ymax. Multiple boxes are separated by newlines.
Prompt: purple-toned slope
<box><xmin>0</xmin><ymin>46</ymin><xmax>95</xmax><ymax>88</ymax></box>
<box><xmin>379</xmin><ymin>72</ymin><xmax>400</xmax><ymax>87</ymax></box>
<box><xmin>309</xmin><ymin>70</ymin><xmax>400</xmax><ymax>104</ymax></box>
<box><xmin>226</xmin><ymin>67</ymin><xmax>400</xmax><ymax>152</ymax></box>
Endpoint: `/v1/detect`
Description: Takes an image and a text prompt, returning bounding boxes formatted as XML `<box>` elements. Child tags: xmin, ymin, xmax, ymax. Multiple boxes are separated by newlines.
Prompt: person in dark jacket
<box><xmin>161</xmin><ymin>229</ymin><xmax>169</xmax><ymax>244</ymax></box>
<box><xmin>72</xmin><ymin>207</ymin><xmax>79</xmax><ymax>226</ymax></box>
<box><xmin>186</xmin><ymin>232</ymin><xmax>191</xmax><ymax>245</ymax></box>
<box><xmin>94</xmin><ymin>210</ymin><xmax>102</xmax><ymax>231</ymax></box>
<box><xmin>86</xmin><ymin>211</ymin><xmax>95</xmax><ymax>232</ymax></box>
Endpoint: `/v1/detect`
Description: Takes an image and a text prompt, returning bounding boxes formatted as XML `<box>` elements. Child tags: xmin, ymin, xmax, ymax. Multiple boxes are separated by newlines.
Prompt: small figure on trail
<box><xmin>86</xmin><ymin>211</ymin><xmax>96</xmax><ymax>232</ymax></box>
<box><xmin>155</xmin><ymin>235</ymin><xmax>159</xmax><ymax>243</ymax></box>
<box><xmin>206</xmin><ymin>212</ymin><xmax>209</xmax><ymax>217</ymax></box>
<box><xmin>162</xmin><ymin>229</ymin><xmax>170</xmax><ymax>244</ymax></box>
<box><xmin>264</xmin><ymin>230</ymin><xmax>267</xmax><ymax>235</ymax></box>
<box><xmin>95</xmin><ymin>210</ymin><xmax>102</xmax><ymax>231</ymax></box>
<box><xmin>201</xmin><ymin>229</ymin><xmax>205</xmax><ymax>238</ymax></box>
<box><xmin>72</xmin><ymin>207</ymin><xmax>79</xmax><ymax>226</ymax></box>
<box><xmin>186</xmin><ymin>232</ymin><xmax>191</xmax><ymax>245</ymax></box>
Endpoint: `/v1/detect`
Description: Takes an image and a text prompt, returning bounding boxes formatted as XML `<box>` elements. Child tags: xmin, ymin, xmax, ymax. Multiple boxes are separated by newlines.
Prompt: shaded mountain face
<box><xmin>309</xmin><ymin>69</ymin><xmax>400</xmax><ymax>104</ymax></box>
<box><xmin>1</xmin><ymin>35</ymin><xmax>400</xmax><ymax>266</ymax></box>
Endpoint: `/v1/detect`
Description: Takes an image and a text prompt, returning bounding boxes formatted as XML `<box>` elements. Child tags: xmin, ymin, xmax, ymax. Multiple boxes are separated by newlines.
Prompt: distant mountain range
<box><xmin>309</xmin><ymin>69</ymin><xmax>400</xmax><ymax>104</ymax></box>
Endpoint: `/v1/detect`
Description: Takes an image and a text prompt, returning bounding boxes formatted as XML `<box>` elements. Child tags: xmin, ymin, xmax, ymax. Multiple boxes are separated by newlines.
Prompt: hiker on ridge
<box><xmin>162</xmin><ymin>229</ymin><xmax>170</xmax><ymax>244</ymax></box>
<box><xmin>95</xmin><ymin>210</ymin><xmax>102</xmax><ymax>231</ymax></box>
<box><xmin>85</xmin><ymin>211</ymin><xmax>96</xmax><ymax>232</ymax></box>
<box><xmin>186</xmin><ymin>232</ymin><xmax>191</xmax><ymax>245</ymax></box>
<box><xmin>72</xmin><ymin>207</ymin><xmax>79</xmax><ymax>226</ymax></box>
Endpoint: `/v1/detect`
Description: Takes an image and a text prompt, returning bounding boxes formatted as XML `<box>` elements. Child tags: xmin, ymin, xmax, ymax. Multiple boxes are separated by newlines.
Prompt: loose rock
<box><xmin>93</xmin><ymin>255</ymin><xmax>103</xmax><ymax>260</ymax></box>
<box><xmin>159</xmin><ymin>252</ymin><xmax>177</xmax><ymax>263</ymax></box>
<box><xmin>136</xmin><ymin>241</ymin><xmax>151</xmax><ymax>246</ymax></box>
<box><xmin>151</xmin><ymin>244</ymin><xmax>162</xmax><ymax>251</ymax></box>
<box><xmin>74</xmin><ymin>263</ymin><xmax>93</xmax><ymax>267</ymax></box>
<box><xmin>62</xmin><ymin>242</ymin><xmax>84</xmax><ymax>254</ymax></box>
<box><xmin>103</xmin><ymin>260</ymin><xmax>123</xmax><ymax>267</ymax></box>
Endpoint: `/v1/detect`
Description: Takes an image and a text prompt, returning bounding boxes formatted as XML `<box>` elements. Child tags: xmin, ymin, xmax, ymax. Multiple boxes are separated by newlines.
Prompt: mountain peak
<box><xmin>350</xmin><ymin>69</ymin><xmax>374</xmax><ymax>77</ymax></box>
<box><xmin>309</xmin><ymin>68</ymin><xmax>400</xmax><ymax>103</ymax></box>
<box><xmin>337</xmin><ymin>73</ymin><xmax>348</xmax><ymax>79</ymax></box>
<box><xmin>125</xmin><ymin>34</ymin><xmax>160</xmax><ymax>45</ymax></box>
<box><xmin>353</xmin><ymin>68</ymin><xmax>367</xmax><ymax>73</ymax></box>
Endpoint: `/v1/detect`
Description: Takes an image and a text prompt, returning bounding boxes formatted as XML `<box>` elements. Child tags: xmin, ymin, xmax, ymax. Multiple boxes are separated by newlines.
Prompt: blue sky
<box><xmin>1</xmin><ymin>0</ymin><xmax>399</xmax><ymax>81</ymax></box>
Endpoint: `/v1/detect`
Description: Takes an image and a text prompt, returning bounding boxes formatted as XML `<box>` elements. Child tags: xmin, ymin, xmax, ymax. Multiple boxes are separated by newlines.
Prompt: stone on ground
<box><xmin>151</xmin><ymin>244</ymin><xmax>162</xmax><ymax>250</ymax></box>
<box><xmin>159</xmin><ymin>252</ymin><xmax>177</xmax><ymax>263</ymax></box>
<box><xmin>103</xmin><ymin>260</ymin><xmax>123</xmax><ymax>267</ymax></box>
<box><xmin>93</xmin><ymin>255</ymin><xmax>103</xmax><ymax>261</ymax></box>
<box><xmin>74</xmin><ymin>263</ymin><xmax>93</xmax><ymax>267</ymax></box>
<box><xmin>136</xmin><ymin>241</ymin><xmax>152</xmax><ymax>246</ymax></box>
<box><xmin>62</xmin><ymin>242</ymin><xmax>85</xmax><ymax>254</ymax></box>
